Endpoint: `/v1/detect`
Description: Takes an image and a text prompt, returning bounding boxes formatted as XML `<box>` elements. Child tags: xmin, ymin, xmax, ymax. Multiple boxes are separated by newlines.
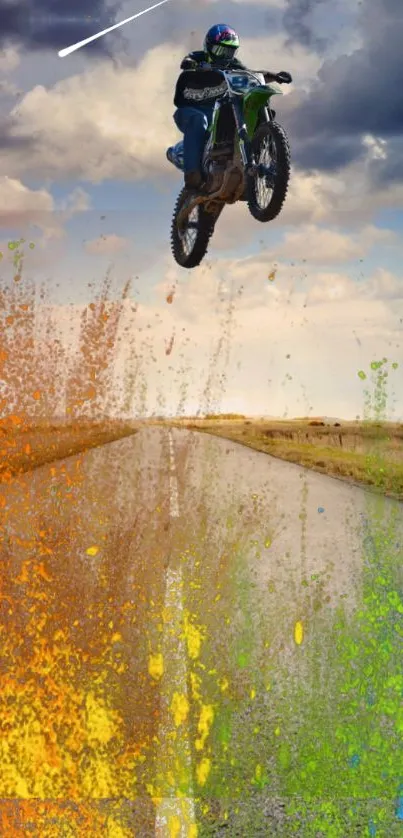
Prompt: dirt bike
<box><xmin>166</xmin><ymin>64</ymin><xmax>292</xmax><ymax>269</ymax></box>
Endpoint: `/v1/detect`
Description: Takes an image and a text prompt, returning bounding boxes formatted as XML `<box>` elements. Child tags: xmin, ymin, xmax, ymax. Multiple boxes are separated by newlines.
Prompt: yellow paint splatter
<box><xmin>106</xmin><ymin>817</ymin><xmax>131</xmax><ymax>837</ymax></box>
<box><xmin>250</xmin><ymin>688</ymin><xmax>256</xmax><ymax>700</ymax></box>
<box><xmin>85</xmin><ymin>691</ymin><xmax>118</xmax><ymax>746</ymax></box>
<box><xmin>171</xmin><ymin>692</ymin><xmax>189</xmax><ymax>727</ymax></box>
<box><xmin>86</xmin><ymin>545</ymin><xmax>99</xmax><ymax>556</ymax></box>
<box><xmin>183</xmin><ymin>611</ymin><xmax>203</xmax><ymax>660</ymax></box>
<box><xmin>195</xmin><ymin>704</ymin><xmax>214</xmax><ymax>751</ymax></box>
<box><xmin>148</xmin><ymin>652</ymin><xmax>164</xmax><ymax>680</ymax></box>
<box><xmin>294</xmin><ymin>620</ymin><xmax>304</xmax><ymax>645</ymax></box>
<box><xmin>219</xmin><ymin>677</ymin><xmax>229</xmax><ymax>693</ymax></box>
<box><xmin>275</xmin><ymin>727</ymin><xmax>281</xmax><ymax>736</ymax></box>
<box><xmin>190</xmin><ymin>672</ymin><xmax>202</xmax><ymax>700</ymax></box>
<box><xmin>196</xmin><ymin>757</ymin><xmax>211</xmax><ymax>786</ymax></box>
<box><xmin>168</xmin><ymin>815</ymin><xmax>181</xmax><ymax>837</ymax></box>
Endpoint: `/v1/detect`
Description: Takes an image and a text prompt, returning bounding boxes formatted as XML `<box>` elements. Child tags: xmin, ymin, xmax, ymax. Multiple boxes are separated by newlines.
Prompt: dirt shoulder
<box><xmin>0</xmin><ymin>420</ymin><xmax>140</xmax><ymax>481</ymax></box>
<box><xmin>158</xmin><ymin>416</ymin><xmax>403</xmax><ymax>501</ymax></box>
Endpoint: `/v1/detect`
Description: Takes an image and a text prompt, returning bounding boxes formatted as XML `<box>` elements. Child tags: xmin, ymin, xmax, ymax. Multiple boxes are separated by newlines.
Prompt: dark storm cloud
<box><xmin>115</xmin><ymin>0</ymin><xmax>284</xmax><ymax>63</ymax></box>
<box><xmin>0</xmin><ymin>0</ymin><xmax>123</xmax><ymax>54</ymax></box>
<box><xmin>282</xmin><ymin>0</ymin><xmax>403</xmax><ymax>179</ymax></box>
<box><xmin>283</xmin><ymin>0</ymin><xmax>327</xmax><ymax>50</ymax></box>
<box><xmin>289</xmin><ymin>133</ymin><xmax>367</xmax><ymax>173</ymax></box>
<box><xmin>0</xmin><ymin>0</ymin><xmax>284</xmax><ymax>65</ymax></box>
<box><xmin>370</xmin><ymin>138</ymin><xmax>403</xmax><ymax>187</ymax></box>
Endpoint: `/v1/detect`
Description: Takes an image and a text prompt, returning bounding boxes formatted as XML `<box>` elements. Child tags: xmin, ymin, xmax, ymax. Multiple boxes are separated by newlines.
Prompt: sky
<box><xmin>0</xmin><ymin>0</ymin><xmax>403</xmax><ymax>419</ymax></box>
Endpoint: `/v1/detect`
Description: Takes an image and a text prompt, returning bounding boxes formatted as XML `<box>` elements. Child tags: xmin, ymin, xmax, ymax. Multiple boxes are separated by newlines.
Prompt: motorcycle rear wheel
<box><xmin>171</xmin><ymin>188</ymin><xmax>222</xmax><ymax>269</ymax></box>
<box><xmin>247</xmin><ymin>121</ymin><xmax>291</xmax><ymax>222</ymax></box>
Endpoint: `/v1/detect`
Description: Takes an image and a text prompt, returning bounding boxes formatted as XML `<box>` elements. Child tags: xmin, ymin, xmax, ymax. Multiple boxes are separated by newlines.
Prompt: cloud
<box><xmin>85</xmin><ymin>233</ymin><xmax>128</xmax><ymax>254</ymax></box>
<box><xmin>241</xmin><ymin>34</ymin><xmax>322</xmax><ymax>89</ymax></box>
<box><xmin>281</xmin><ymin>0</ymin><xmax>403</xmax><ymax>179</ymax></box>
<box><xmin>56</xmin><ymin>249</ymin><xmax>403</xmax><ymax>418</ymax></box>
<box><xmin>211</xmin><ymin>151</ymin><xmax>403</xmax><ymax>253</ymax></box>
<box><xmin>0</xmin><ymin>0</ymin><xmax>123</xmax><ymax>56</ymax></box>
<box><xmin>59</xmin><ymin>187</ymin><xmax>91</xmax><ymax>219</ymax></box>
<box><xmin>367</xmin><ymin>268</ymin><xmax>403</xmax><ymax>301</ymax></box>
<box><xmin>0</xmin><ymin>175</ymin><xmax>53</xmax><ymax>225</ymax></box>
<box><xmin>0</xmin><ymin>176</ymin><xmax>90</xmax><ymax>238</ymax></box>
<box><xmin>0</xmin><ymin>43</ymin><xmax>180</xmax><ymax>183</ymax></box>
<box><xmin>283</xmin><ymin>0</ymin><xmax>327</xmax><ymax>50</ymax></box>
<box><xmin>1</xmin><ymin>0</ymin><xmax>401</xmax><ymax>242</ymax></box>
<box><xmin>272</xmin><ymin>224</ymin><xmax>396</xmax><ymax>264</ymax></box>
<box><xmin>0</xmin><ymin>45</ymin><xmax>20</xmax><ymax>71</ymax></box>
<box><xmin>17</xmin><ymin>216</ymin><xmax>402</xmax><ymax>420</ymax></box>
<box><xmin>0</xmin><ymin>27</ymin><xmax>321</xmax><ymax>185</ymax></box>
<box><xmin>0</xmin><ymin>46</ymin><xmax>21</xmax><ymax>98</ymax></box>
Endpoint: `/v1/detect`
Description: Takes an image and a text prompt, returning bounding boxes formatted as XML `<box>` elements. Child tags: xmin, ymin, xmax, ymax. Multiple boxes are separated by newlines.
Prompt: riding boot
<box><xmin>184</xmin><ymin>169</ymin><xmax>203</xmax><ymax>190</ymax></box>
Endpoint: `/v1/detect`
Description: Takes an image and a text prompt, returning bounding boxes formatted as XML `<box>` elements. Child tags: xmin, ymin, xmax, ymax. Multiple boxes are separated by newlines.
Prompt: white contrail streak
<box><xmin>58</xmin><ymin>0</ymin><xmax>172</xmax><ymax>57</ymax></box>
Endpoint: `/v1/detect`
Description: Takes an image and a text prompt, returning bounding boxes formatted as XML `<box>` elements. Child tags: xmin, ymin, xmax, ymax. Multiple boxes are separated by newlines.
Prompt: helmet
<box><xmin>204</xmin><ymin>24</ymin><xmax>240</xmax><ymax>62</ymax></box>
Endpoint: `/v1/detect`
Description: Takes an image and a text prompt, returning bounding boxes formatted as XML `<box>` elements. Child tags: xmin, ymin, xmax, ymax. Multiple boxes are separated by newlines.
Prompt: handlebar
<box><xmin>180</xmin><ymin>58</ymin><xmax>292</xmax><ymax>85</ymax></box>
<box><xmin>241</xmin><ymin>69</ymin><xmax>293</xmax><ymax>84</ymax></box>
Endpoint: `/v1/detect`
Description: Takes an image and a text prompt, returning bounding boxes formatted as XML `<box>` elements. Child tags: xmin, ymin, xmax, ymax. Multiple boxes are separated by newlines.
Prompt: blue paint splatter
<box><xmin>396</xmin><ymin>796</ymin><xmax>403</xmax><ymax>820</ymax></box>
<box><xmin>349</xmin><ymin>754</ymin><xmax>361</xmax><ymax>768</ymax></box>
<box><xmin>368</xmin><ymin>820</ymin><xmax>377</xmax><ymax>836</ymax></box>
<box><xmin>366</xmin><ymin>688</ymin><xmax>376</xmax><ymax>706</ymax></box>
<box><xmin>318</xmin><ymin>507</ymin><xmax>325</xmax><ymax>514</ymax></box>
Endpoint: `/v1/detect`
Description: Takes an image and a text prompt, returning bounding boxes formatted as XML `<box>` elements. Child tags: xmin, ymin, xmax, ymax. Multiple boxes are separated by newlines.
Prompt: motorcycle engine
<box><xmin>205</xmin><ymin>141</ymin><xmax>234</xmax><ymax>193</ymax></box>
<box><xmin>206</xmin><ymin>159</ymin><xmax>226</xmax><ymax>193</ymax></box>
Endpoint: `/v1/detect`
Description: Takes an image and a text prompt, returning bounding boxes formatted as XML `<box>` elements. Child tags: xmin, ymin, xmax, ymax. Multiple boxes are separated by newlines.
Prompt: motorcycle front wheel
<box><xmin>171</xmin><ymin>189</ymin><xmax>222</xmax><ymax>269</ymax></box>
<box><xmin>247</xmin><ymin>121</ymin><xmax>291</xmax><ymax>222</ymax></box>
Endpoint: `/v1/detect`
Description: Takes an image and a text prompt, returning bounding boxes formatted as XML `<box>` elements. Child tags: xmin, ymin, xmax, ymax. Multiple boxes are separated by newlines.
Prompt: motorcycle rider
<box><xmin>170</xmin><ymin>24</ymin><xmax>246</xmax><ymax>191</ymax></box>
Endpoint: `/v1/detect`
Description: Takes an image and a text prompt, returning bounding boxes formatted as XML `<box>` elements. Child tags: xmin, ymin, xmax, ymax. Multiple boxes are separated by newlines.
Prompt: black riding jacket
<box><xmin>174</xmin><ymin>50</ymin><xmax>247</xmax><ymax>110</ymax></box>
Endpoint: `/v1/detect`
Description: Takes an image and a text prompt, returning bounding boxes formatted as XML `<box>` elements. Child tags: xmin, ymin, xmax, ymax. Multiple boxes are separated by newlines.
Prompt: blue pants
<box><xmin>174</xmin><ymin>106</ymin><xmax>213</xmax><ymax>174</ymax></box>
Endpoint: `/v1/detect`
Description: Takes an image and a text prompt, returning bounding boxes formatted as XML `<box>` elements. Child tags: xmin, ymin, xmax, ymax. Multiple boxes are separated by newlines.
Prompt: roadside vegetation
<box><xmin>0</xmin><ymin>418</ymin><xmax>139</xmax><ymax>481</ymax></box>
<box><xmin>159</xmin><ymin>416</ymin><xmax>403</xmax><ymax>500</ymax></box>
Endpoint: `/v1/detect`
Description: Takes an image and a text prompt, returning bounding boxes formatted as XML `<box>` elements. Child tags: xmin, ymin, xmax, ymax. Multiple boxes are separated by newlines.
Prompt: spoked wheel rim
<box><xmin>255</xmin><ymin>137</ymin><xmax>277</xmax><ymax>211</ymax></box>
<box><xmin>178</xmin><ymin>204</ymin><xmax>200</xmax><ymax>258</ymax></box>
<box><xmin>247</xmin><ymin>122</ymin><xmax>291</xmax><ymax>224</ymax></box>
<box><xmin>171</xmin><ymin>187</ymin><xmax>223</xmax><ymax>269</ymax></box>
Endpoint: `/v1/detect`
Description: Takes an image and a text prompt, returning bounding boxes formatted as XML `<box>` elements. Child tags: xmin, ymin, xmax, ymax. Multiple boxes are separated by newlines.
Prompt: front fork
<box><xmin>231</xmin><ymin>98</ymin><xmax>254</xmax><ymax>172</ymax></box>
<box><xmin>232</xmin><ymin>99</ymin><xmax>272</xmax><ymax>178</ymax></box>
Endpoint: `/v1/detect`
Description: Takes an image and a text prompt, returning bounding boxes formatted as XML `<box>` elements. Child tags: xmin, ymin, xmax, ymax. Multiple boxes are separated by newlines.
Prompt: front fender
<box><xmin>244</xmin><ymin>83</ymin><xmax>282</xmax><ymax>136</ymax></box>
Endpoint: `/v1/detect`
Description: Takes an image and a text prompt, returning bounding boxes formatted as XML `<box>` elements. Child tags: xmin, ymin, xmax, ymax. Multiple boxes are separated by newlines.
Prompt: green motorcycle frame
<box><xmin>169</xmin><ymin>66</ymin><xmax>292</xmax><ymax>269</ymax></box>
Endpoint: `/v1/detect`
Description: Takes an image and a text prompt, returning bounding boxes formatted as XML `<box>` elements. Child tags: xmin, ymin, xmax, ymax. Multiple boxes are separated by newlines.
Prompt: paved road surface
<box><xmin>0</xmin><ymin>427</ymin><xmax>402</xmax><ymax>836</ymax></box>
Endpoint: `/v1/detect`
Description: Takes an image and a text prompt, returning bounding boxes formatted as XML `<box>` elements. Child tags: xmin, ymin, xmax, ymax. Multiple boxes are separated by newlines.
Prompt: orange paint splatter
<box><xmin>165</xmin><ymin>334</ymin><xmax>175</xmax><ymax>356</ymax></box>
<box><xmin>166</xmin><ymin>287</ymin><xmax>176</xmax><ymax>304</ymax></box>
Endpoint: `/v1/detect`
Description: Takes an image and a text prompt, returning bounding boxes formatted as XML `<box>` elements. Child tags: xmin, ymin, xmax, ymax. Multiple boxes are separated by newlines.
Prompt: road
<box><xmin>0</xmin><ymin>427</ymin><xmax>402</xmax><ymax>836</ymax></box>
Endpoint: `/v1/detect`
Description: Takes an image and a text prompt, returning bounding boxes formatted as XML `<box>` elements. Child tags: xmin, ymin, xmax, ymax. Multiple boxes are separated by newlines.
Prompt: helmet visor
<box><xmin>210</xmin><ymin>43</ymin><xmax>238</xmax><ymax>59</ymax></box>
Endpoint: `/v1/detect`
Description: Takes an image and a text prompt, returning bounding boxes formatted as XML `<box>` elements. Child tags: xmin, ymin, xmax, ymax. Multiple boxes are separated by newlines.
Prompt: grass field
<box><xmin>0</xmin><ymin>419</ymin><xmax>139</xmax><ymax>481</ymax></box>
<box><xmin>159</xmin><ymin>415</ymin><xmax>403</xmax><ymax>501</ymax></box>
